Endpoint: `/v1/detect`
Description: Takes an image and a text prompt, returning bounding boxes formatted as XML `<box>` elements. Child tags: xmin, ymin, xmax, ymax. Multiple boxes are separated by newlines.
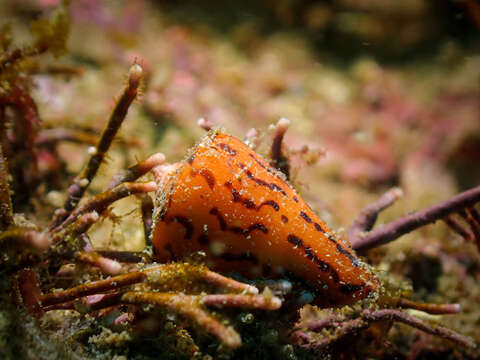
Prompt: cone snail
<box><xmin>151</xmin><ymin>130</ymin><xmax>378</xmax><ymax>306</ymax></box>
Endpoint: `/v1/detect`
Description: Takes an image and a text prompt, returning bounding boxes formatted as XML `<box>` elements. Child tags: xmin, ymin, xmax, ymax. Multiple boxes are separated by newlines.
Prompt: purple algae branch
<box><xmin>350</xmin><ymin>185</ymin><xmax>480</xmax><ymax>252</ymax></box>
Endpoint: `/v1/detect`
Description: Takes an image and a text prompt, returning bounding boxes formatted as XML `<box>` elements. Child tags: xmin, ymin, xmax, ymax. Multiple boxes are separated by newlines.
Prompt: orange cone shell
<box><xmin>151</xmin><ymin>130</ymin><xmax>377</xmax><ymax>306</ymax></box>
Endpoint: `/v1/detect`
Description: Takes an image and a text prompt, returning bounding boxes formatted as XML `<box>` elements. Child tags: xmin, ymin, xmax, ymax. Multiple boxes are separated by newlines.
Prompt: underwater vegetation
<box><xmin>1</xmin><ymin>1</ymin><xmax>480</xmax><ymax>359</ymax></box>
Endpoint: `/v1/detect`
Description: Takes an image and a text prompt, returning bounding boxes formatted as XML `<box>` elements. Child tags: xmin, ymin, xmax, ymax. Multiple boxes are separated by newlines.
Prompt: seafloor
<box><xmin>0</xmin><ymin>1</ymin><xmax>479</xmax><ymax>359</ymax></box>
